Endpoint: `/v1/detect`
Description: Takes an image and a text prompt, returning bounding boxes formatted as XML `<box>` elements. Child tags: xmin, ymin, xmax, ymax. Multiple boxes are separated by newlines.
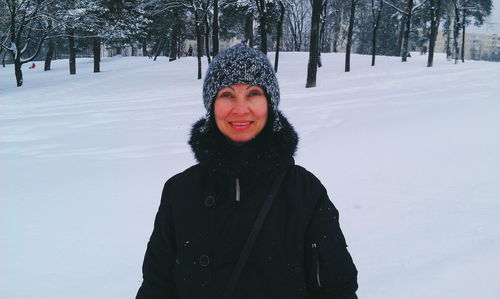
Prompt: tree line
<box><xmin>0</xmin><ymin>0</ymin><xmax>493</xmax><ymax>88</ymax></box>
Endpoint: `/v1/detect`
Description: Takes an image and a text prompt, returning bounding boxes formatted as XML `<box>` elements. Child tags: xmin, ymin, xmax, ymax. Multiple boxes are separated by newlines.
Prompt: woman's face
<box><xmin>214</xmin><ymin>84</ymin><xmax>268</xmax><ymax>144</ymax></box>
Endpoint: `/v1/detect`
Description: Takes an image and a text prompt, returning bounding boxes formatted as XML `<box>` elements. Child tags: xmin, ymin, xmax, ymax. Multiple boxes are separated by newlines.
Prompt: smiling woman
<box><xmin>214</xmin><ymin>84</ymin><xmax>268</xmax><ymax>144</ymax></box>
<box><xmin>136</xmin><ymin>44</ymin><xmax>358</xmax><ymax>299</ymax></box>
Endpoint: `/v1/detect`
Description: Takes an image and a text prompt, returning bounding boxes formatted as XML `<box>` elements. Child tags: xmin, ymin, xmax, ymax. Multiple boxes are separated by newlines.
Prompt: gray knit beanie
<box><xmin>201</xmin><ymin>43</ymin><xmax>282</xmax><ymax>133</ymax></box>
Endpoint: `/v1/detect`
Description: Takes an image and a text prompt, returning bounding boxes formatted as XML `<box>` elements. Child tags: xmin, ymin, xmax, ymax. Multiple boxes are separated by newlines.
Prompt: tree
<box><xmin>212</xmin><ymin>0</ymin><xmax>219</xmax><ymax>55</ymax></box>
<box><xmin>426</xmin><ymin>0</ymin><xmax>441</xmax><ymax>67</ymax></box>
<box><xmin>317</xmin><ymin>0</ymin><xmax>328</xmax><ymax>67</ymax></box>
<box><xmin>284</xmin><ymin>0</ymin><xmax>310</xmax><ymax>51</ymax></box>
<box><xmin>371</xmin><ymin>0</ymin><xmax>384</xmax><ymax>66</ymax></box>
<box><xmin>306</xmin><ymin>0</ymin><xmax>321</xmax><ymax>88</ymax></box>
<box><xmin>384</xmin><ymin>0</ymin><xmax>427</xmax><ymax>62</ymax></box>
<box><xmin>345</xmin><ymin>0</ymin><xmax>360</xmax><ymax>72</ymax></box>
<box><xmin>144</xmin><ymin>0</ymin><xmax>210</xmax><ymax>79</ymax></box>
<box><xmin>255</xmin><ymin>0</ymin><xmax>268</xmax><ymax>53</ymax></box>
<box><xmin>274</xmin><ymin>0</ymin><xmax>285</xmax><ymax>72</ymax></box>
<box><xmin>0</xmin><ymin>0</ymin><xmax>60</xmax><ymax>86</ymax></box>
<box><xmin>203</xmin><ymin>1</ymin><xmax>211</xmax><ymax>63</ymax></box>
<box><xmin>452</xmin><ymin>0</ymin><xmax>492</xmax><ymax>62</ymax></box>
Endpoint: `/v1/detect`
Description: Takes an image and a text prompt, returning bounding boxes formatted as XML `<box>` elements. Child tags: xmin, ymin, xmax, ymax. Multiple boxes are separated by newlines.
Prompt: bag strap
<box><xmin>222</xmin><ymin>170</ymin><xmax>288</xmax><ymax>299</ymax></box>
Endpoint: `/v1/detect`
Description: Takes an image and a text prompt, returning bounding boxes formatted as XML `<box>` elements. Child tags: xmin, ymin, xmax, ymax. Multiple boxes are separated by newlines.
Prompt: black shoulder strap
<box><xmin>222</xmin><ymin>170</ymin><xmax>288</xmax><ymax>299</ymax></box>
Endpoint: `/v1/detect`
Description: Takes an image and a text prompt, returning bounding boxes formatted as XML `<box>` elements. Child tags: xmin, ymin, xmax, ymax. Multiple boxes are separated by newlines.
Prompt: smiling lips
<box><xmin>229</xmin><ymin>120</ymin><xmax>253</xmax><ymax>130</ymax></box>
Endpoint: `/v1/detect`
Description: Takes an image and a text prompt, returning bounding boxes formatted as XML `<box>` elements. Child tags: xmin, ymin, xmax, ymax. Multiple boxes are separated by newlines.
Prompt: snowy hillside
<box><xmin>1</xmin><ymin>52</ymin><xmax>499</xmax><ymax>299</ymax></box>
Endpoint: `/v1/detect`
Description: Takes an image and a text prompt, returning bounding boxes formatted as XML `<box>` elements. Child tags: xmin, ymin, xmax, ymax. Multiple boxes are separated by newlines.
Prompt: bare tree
<box><xmin>284</xmin><ymin>0</ymin><xmax>310</xmax><ymax>51</ymax></box>
<box><xmin>212</xmin><ymin>0</ymin><xmax>219</xmax><ymax>56</ymax></box>
<box><xmin>371</xmin><ymin>0</ymin><xmax>384</xmax><ymax>66</ymax></box>
<box><xmin>345</xmin><ymin>0</ymin><xmax>359</xmax><ymax>72</ymax></box>
<box><xmin>306</xmin><ymin>0</ymin><xmax>322</xmax><ymax>87</ymax></box>
<box><xmin>274</xmin><ymin>0</ymin><xmax>285</xmax><ymax>72</ymax></box>
<box><xmin>384</xmin><ymin>0</ymin><xmax>428</xmax><ymax>62</ymax></box>
<box><xmin>0</xmin><ymin>0</ymin><xmax>60</xmax><ymax>86</ymax></box>
<box><xmin>427</xmin><ymin>0</ymin><xmax>442</xmax><ymax>67</ymax></box>
<box><xmin>146</xmin><ymin>0</ymin><xmax>211</xmax><ymax>78</ymax></box>
<box><xmin>245</xmin><ymin>10</ymin><xmax>254</xmax><ymax>47</ymax></box>
<box><xmin>255</xmin><ymin>0</ymin><xmax>268</xmax><ymax>54</ymax></box>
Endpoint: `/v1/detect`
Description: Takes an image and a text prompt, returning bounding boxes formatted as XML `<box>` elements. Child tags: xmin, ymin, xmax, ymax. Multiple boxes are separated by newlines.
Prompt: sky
<box><xmin>468</xmin><ymin>0</ymin><xmax>499</xmax><ymax>34</ymax></box>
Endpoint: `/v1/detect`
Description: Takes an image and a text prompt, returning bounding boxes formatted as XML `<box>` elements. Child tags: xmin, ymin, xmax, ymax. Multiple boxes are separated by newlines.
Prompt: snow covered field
<box><xmin>1</xmin><ymin>52</ymin><xmax>499</xmax><ymax>299</ymax></box>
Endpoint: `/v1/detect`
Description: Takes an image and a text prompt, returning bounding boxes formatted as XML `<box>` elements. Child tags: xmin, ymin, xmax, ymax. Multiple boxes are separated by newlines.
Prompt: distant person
<box><xmin>421</xmin><ymin>46</ymin><xmax>428</xmax><ymax>55</ymax></box>
<box><xmin>29</xmin><ymin>62</ymin><xmax>36</xmax><ymax>69</ymax></box>
<box><xmin>188</xmin><ymin>45</ymin><xmax>193</xmax><ymax>56</ymax></box>
<box><xmin>136</xmin><ymin>44</ymin><xmax>358</xmax><ymax>299</ymax></box>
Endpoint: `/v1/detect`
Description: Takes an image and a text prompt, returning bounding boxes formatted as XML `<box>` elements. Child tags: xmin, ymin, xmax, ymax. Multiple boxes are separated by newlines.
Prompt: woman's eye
<box><xmin>219</xmin><ymin>93</ymin><xmax>232</xmax><ymax>98</ymax></box>
<box><xmin>249</xmin><ymin>90</ymin><xmax>262</xmax><ymax>96</ymax></box>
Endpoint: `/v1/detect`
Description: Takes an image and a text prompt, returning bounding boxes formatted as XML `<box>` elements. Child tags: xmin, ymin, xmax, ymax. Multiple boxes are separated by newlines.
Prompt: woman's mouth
<box><xmin>229</xmin><ymin>121</ymin><xmax>253</xmax><ymax>130</ymax></box>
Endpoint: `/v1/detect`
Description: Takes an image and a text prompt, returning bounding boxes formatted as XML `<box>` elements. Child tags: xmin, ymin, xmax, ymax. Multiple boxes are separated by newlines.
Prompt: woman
<box><xmin>137</xmin><ymin>44</ymin><xmax>358</xmax><ymax>299</ymax></box>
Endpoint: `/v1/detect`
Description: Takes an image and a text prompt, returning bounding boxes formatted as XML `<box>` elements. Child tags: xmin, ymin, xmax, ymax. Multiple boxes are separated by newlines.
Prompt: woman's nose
<box><xmin>232</xmin><ymin>98</ymin><xmax>250</xmax><ymax>114</ymax></box>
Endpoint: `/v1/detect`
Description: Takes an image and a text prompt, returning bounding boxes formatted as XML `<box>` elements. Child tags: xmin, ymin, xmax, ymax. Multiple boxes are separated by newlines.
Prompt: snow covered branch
<box><xmin>382</xmin><ymin>0</ymin><xmax>407</xmax><ymax>15</ymax></box>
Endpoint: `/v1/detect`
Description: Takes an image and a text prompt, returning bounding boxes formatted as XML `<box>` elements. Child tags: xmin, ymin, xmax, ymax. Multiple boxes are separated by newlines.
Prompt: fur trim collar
<box><xmin>189</xmin><ymin>111</ymin><xmax>298</xmax><ymax>179</ymax></box>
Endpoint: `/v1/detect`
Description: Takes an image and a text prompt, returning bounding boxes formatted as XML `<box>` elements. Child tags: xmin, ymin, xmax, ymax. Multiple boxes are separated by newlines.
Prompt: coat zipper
<box><xmin>311</xmin><ymin>243</ymin><xmax>322</xmax><ymax>287</ymax></box>
<box><xmin>235</xmin><ymin>178</ymin><xmax>240</xmax><ymax>202</ymax></box>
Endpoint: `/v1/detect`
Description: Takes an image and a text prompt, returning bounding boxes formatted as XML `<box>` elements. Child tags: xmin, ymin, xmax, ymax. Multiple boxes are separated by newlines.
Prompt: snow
<box><xmin>1</xmin><ymin>52</ymin><xmax>499</xmax><ymax>299</ymax></box>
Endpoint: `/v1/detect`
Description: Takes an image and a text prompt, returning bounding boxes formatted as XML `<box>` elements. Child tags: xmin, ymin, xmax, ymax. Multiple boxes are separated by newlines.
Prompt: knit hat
<box><xmin>201</xmin><ymin>43</ymin><xmax>282</xmax><ymax>133</ymax></box>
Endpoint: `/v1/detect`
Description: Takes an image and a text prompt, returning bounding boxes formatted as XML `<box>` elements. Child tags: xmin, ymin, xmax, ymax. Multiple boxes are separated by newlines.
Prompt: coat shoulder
<box><xmin>283</xmin><ymin>164</ymin><xmax>330</xmax><ymax>214</ymax></box>
<box><xmin>161</xmin><ymin>164</ymin><xmax>204</xmax><ymax>198</ymax></box>
<box><xmin>165</xmin><ymin>164</ymin><xmax>204</xmax><ymax>185</ymax></box>
<box><xmin>287</xmin><ymin>164</ymin><xmax>326</xmax><ymax>193</ymax></box>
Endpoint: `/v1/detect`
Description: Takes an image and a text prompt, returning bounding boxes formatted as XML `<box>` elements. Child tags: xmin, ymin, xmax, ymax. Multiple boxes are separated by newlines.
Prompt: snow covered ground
<box><xmin>1</xmin><ymin>51</ymin><xmax>499</xmax><ymax>299</ymax></box>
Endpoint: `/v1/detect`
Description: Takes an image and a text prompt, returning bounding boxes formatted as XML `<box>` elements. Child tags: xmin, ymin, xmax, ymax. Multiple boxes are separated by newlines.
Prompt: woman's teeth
<box><xmin>230</xmin><ymin>122</ymin><xmax>251</xmax><ymax>126</ymax></box>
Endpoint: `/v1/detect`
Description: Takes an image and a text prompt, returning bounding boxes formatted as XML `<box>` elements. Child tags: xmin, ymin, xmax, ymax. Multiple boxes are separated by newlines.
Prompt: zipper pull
<box><xmin>235</xmin><ymin>178</ymin><xmax>240</xmax><ymax>202</ymax></box>
<box><xmin>311</xmin><ymin>243</ymin><xmax>322</xmax><ymax>287</ymax></box>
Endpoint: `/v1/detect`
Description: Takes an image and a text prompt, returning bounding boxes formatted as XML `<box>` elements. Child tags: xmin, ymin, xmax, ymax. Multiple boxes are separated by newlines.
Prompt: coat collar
<box><xmin>189</xmin><ymin>111</ymin><xmax>299</xmax><ymax>180</ymax></box>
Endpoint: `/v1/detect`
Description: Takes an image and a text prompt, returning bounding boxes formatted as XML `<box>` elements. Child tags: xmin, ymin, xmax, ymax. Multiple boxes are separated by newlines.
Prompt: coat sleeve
<box><xmin>304</xmin><ymin>182</ymin><xmax>358</xmax><ymax>299</ymax></box>
<box><xmin>136</xmin><ymin>180</ymin><xmax>178</xmax><ymax>299</ymax></box>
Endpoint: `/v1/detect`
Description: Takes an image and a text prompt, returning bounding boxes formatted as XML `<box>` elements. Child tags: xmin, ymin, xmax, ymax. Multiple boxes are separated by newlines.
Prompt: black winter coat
<box><xmin>137</xmin><ymin>113</ymin><xmax>358</xmax><ymax>299</ymax></box>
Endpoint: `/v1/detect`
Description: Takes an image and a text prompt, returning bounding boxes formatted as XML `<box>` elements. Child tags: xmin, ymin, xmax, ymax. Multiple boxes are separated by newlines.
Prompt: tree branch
<box><xmin>383</xmin><ymin>0</ymin><xmax>407</xmax><ymax>15</ymax></box>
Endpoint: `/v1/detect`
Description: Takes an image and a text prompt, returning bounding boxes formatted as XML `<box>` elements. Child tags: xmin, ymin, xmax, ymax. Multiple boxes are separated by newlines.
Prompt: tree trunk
<box><xmin>245</xmin><ymin>12</ymin><xmax>254</xmax><ymax>47</ymax></box>
<box><xmin>345</xmin><ymin>0</ymin><xmax>356</xmax><ymax>72</ymax></box>
<box><xmin>154</xmin><ymin>38</ymin><xmax>164</xmax><ymax>61</ymax></box>
<box><xmin>130</xmin><ymin>44</ymin><xmax>135</xmax><ymax>56</ymax></box>
<box><xmin>142</xmin><ymin>40</ymin><xmax>148</xmax><ymax>57</ymax></box>
<box><xmin>371</xmin><ymin>0</ymin><xmax>383</xmax><ymax>66</ymax></box>
<box><xmin>204</xmin><ymin>13</ymin><xmax>211</xmax><ymax>64</ymax></box>
<box><xmin>453</xmin><ymin>5</ymin><xmax>460</xmax><ymax>64</ymax></box>
<box><xmin>257</xmin><ymin>0</ymin><xmax>268</xmax><ymax>54</ymax></box>
<box><xmin>93</xmin><ymin>37</ymin><xmax>101</xmax><ymax>73</ymax></box>
<box><xmin>44</xmin><ymin>39</ymin><xmax>54</xmax><ymax>71</ymax></box>
<box><xmin>68</xmin><ymin>29</ymin><xmax>76</xmax><ymax>75</ymax></box>
<box><xmin>170</xmin><ymin>10</ymin><xmax>180</xmax><ymax>62</ymax></box>
<box><xmin>332</xmin><ymin>7</ymin><xmax>343</xmax><ymax>53</ymax></box>
<box><xmin>427</xmin><ymin>0</ymin><xmax>441</xmax><ymax>67</ymax></box>
<box><xmin>395</xmin><ymin>15</ymin><xmax>406</xmax><ymax>57</ymax></box>
<box><xmin>274</xmin><ymin>1</ymin><xmax>285</xmax><ymax>72</ymax></box>
<box><xmin>306</xmin><ymin>0</ymin><xmax>322</xmax><ymax>88</ymax></box>
<box><xmin>461</xmin><ymin>8</ymin><xmax>466</xmax><ymax>63</ymax></box>
<box><xmin>445</xmin><ymin>18</ymin><xmax>452</xmax><ymax>60</ymax></box>
<box><xmin>401</xmin><ymin>0</ymin><xmax>414</xmax><ymax>62</ymax></box>
<box><xmin>169</xmin><ymin>34</ymin><xmax>177</xmax><ymax>61</ymax></box>
<box><xmin>212</xmin><ymin>0</ymin><xmax>220</xmax><ymax>56</ymax></box>
<box><xmin>318</xmin><ymin>0</ymin><xmax>327</xmax><ymax>68</ymax></box>
<box><xmin>195</xmin><ymin>11</ymin><xmax>204</xmax><ymax>79</ymax></box>
<box><xmin>177</xmin><ymin>35</ymin><xmax>182</xmax><ymax>58</ymax></box>
<box><xmin>14</xmin><ymin>57</ymin><xmax>23</xmax><ymax>87</ymax></box>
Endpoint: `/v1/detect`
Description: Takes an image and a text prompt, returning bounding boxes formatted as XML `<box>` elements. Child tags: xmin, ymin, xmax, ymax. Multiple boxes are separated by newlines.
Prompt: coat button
<box><xmin>199</xmin><ymin>254</ymin><xmax>210</xmax><ymax>267</ymax></box>
<box><xmin>204</xmin><ymin>195</ymin><xmax>216</xmax><ymax>207</ymax></box>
